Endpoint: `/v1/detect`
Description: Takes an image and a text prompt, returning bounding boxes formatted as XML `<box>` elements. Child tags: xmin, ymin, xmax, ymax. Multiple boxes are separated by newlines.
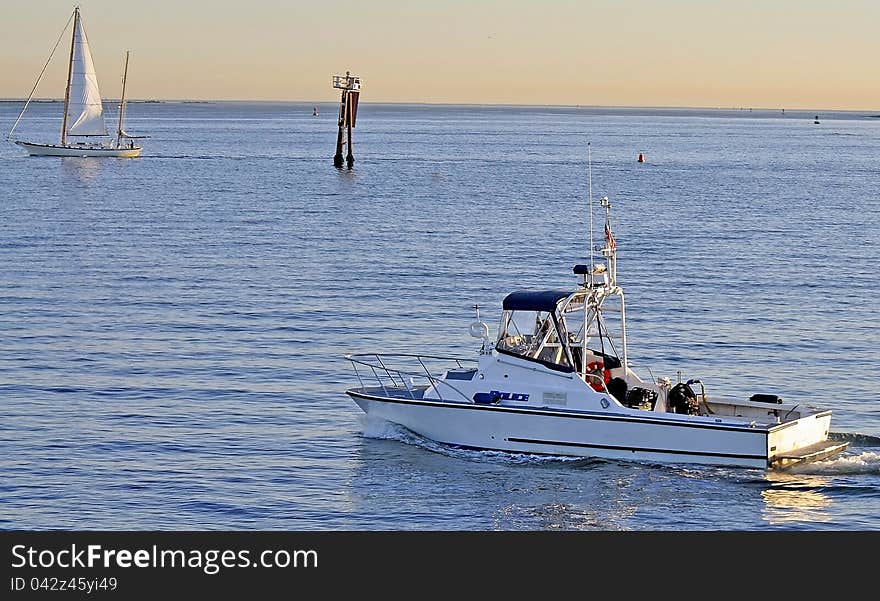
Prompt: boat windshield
<box><xmin>496</xmin><ymin>309</ymin><xmax>573</xmax><ymax>370</ymax></box>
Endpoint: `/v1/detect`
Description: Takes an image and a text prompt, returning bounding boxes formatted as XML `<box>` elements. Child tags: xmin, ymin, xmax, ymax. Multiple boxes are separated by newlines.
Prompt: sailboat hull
<box><xmin>15</xmin><ymin>141</ymin><xmax>142</xmax><ymax>158</ymax></box>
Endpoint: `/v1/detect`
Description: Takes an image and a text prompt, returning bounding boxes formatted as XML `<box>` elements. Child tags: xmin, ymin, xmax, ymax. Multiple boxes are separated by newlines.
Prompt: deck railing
<box><xmin>345</xmin><ymin>353</ymin><xmax>478</xmax><ymax>403</ymax></box>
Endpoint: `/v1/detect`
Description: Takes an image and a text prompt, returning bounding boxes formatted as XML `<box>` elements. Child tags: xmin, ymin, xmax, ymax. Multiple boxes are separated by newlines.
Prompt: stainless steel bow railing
<box><xmin>344</xmin><ymin>353</ymin><xmax>478</xmax><ymax>403</ymax></box>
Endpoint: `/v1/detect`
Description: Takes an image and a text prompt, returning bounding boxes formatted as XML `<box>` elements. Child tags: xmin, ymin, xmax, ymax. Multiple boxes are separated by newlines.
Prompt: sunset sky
<box><xmin>3</xmin><ymin>0</ymin><xmax>878</xmax><ymax>110</ymax></box>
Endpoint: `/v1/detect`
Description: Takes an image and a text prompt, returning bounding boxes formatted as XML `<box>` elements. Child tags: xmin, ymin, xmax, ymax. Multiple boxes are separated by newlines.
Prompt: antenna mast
<box><xmin>588</xmin><ymin>143</ymin><xmax>595</xmax><ymax>286</ymax></box>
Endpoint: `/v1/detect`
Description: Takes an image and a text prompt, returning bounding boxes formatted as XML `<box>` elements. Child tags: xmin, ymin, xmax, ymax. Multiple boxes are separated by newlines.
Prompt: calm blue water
<box><xmin>1</xmin><ymin>101</ymin><xmax>879</xmax><ymax>530</ymax></box>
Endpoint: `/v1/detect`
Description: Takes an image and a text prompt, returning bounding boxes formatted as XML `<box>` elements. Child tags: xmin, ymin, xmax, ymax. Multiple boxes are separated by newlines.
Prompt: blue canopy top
<box><xmin>502</xmin><ymin>290</ymin><xmax>571</xmax><ymax>312</ymax></box>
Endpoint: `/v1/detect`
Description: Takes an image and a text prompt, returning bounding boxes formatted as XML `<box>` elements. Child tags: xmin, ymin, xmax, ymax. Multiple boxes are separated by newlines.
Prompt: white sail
<box><xmin>66</xmin><ymin>13</ymin><xmax>107</xmax><ymax>136</ymax></box>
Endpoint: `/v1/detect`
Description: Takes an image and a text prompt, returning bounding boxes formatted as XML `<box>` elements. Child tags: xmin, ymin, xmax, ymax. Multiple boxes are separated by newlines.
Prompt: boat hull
<box><xmin>15</xmin><ymin>141</ymin><xmax>142</xmax><ymax>158</ymax></box>
<box><xmin>349</xmin><ymin>389</ymin><xmax>784</xmax><ymax>469</ymax></box>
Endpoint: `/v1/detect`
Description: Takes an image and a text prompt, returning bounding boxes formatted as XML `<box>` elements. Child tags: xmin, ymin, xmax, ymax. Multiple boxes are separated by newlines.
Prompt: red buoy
<box><xmin>637</xmin><ymin>152</ymin><xmax>645</xmax><ymax>163</ymax></box>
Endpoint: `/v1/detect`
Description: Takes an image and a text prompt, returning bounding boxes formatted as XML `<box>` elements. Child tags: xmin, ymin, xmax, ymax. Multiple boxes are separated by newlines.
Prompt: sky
<box><xmin>2</xmin><ymin>0</ymin><xmax>878</xmax><ymax>110</ymax></box>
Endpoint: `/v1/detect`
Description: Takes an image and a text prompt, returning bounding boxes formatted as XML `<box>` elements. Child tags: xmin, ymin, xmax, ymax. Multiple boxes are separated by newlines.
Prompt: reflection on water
<box><xmin>761</xmin><ymin>448</ymin><xmax>880</xmax><ymax>526</ymax></box>
<box><xmin>492</xmin><ymin>502</ymin><xmax>609</xmax><ymax>530</ymax></box>
<box><xmin>499</xmin><ymin>495</ymin><xmax>636</xmax><ymax>531</ymax></box>
<box><xmin>60</xmin><ymin>156</ymin><xmax>104</xmax><ymax>182</ymax></box>
<box><xmin>761</xmin><ymin>472</ymin><xmax>832</xmax><ymax>525</ymax></box>
<box><xmin>488</xmin><ymin>474</ymin><xmax>638</xmax><ymax>531</ymax></box>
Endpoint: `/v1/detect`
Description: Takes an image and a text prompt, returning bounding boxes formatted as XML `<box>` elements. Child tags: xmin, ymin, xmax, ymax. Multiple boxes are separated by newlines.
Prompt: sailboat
<box><xmin>8</xmin><ymin>7</ymin><xmax>145</xmax><ymax>157</ymax></box>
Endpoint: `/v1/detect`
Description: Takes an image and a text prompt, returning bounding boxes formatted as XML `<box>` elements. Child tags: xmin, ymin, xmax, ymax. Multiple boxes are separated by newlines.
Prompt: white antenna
<box><xmin>588</xmin><ymin>143</ymin><xmax>594</xmax><ymax>284</ymax></box>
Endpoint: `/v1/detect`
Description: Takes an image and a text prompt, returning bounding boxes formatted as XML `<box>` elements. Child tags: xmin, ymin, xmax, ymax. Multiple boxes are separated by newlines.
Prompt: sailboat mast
<box><xmin>116</xmin><ymin>51</ymin><xmax>130</xmax><ymax>147</ymax></box>
<box><xmin>60</xmin><ymin>7</ymin><xmax>78</xmax><ymax>146</ymax></box>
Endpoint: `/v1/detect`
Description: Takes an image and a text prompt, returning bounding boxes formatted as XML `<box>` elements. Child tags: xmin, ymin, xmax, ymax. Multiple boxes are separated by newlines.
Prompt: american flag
<box><xmin>605</xmin><ymin>222</ymin><xmax>616</xmax><ymax>250</ymax></box>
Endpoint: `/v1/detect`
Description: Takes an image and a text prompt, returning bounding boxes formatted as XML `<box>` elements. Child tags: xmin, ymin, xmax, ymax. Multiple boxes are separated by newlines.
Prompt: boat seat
<box><xmin>607</xmin><ymin>377</ymin><xmax>627</xmax><ymax>404</ymax></box>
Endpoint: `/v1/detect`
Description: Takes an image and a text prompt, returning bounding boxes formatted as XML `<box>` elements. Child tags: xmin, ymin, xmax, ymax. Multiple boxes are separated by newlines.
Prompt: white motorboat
<box><xmin>8</xmin><ymin>8</ymin><xmax>146</xmax><ymax>158</ymax></box>
<box><xmin>345</xmin><ymin>185</ymin><xmax>848</xmax><ymax>470</ymax></box>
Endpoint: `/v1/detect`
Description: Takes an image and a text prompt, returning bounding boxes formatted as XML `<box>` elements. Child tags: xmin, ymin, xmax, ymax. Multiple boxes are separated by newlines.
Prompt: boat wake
<box><xmin>786</xmin><ymin>451</ymin><xmax>880</xmax><ymax>475</ymax></box>
<box><xmin>360</xmin><ymin>416</ymin><xmax>588</xmax><ymax>466</ymax></box>
<box><xmin>360</xmin><ymin>416</ymin><xmax>412</xmax><ymax>442</ymax></box>
<box><xmin>787</xmin><ymin>433</ymin><xmax>880</xmax><ymax>475</ymax></box>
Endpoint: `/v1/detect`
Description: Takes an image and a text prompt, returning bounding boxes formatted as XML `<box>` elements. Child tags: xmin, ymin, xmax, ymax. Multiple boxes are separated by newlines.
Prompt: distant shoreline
<box><xmin>0</xmin><ymin>98</ymin><xmax>877</xmax><ymax>116</ymax></box>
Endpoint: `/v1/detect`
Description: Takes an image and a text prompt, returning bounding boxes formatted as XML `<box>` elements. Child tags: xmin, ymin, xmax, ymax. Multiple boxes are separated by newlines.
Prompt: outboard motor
<box><xmin>668</xmin><ymin>382</ymin><xmax>699</xmax><ymax>415</ymax></box>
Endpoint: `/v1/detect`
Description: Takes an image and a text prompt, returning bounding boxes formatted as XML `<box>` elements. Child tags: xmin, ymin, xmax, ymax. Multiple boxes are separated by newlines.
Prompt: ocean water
<box><xmin>1</xmin><ymin>101</ymin><xmax>878</xmax><ymax>530</ymax></box>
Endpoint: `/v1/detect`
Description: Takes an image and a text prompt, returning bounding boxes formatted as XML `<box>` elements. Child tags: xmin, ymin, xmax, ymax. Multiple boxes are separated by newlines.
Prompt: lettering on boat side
<box><xmin>490</xmin><ymin>390</ymin><xmax>530</xmax><ymax>402</ymax></box>
<box><xmin>473</xmin><ymin>390</ymin><xmax>530</xmax><ymax>404</ymax></box>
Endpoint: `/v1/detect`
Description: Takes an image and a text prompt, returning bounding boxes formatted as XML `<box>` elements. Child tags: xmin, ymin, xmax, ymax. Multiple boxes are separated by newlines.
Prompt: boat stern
<box><xmin>768</xmin><ymin>410</ymin><xmax>847</xmax><ymax>468</ymax></box>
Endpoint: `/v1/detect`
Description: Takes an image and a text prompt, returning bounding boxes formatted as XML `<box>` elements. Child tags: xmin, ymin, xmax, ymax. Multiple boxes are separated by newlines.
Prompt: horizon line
<box><xmin>0</xmin><ymin>98</ymin><xmax>878</xmax><ymax>114</ymax></box>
